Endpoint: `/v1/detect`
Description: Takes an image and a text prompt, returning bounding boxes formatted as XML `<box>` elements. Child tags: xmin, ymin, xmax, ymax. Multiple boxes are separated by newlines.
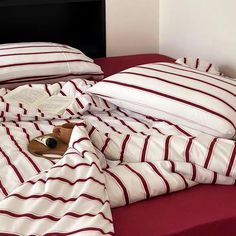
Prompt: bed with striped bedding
<box><xmin>0</xmin><ymin>74</ymin><xmax>236</xmax><ymax>235</ymax></box>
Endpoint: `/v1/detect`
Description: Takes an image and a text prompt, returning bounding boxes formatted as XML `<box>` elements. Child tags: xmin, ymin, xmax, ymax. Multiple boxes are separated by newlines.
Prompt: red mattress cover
<box><xmin>94</xmin><ymin>54</ymin><xmax>236</xmax><ymax>236</ymax></box>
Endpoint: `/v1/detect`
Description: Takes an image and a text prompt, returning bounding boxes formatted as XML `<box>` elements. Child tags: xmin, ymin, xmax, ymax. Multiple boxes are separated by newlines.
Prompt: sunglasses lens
<box><xmin>46</xmin><ymin>138</ymin><xmax>57</xmax><ymax>149</ymax></box>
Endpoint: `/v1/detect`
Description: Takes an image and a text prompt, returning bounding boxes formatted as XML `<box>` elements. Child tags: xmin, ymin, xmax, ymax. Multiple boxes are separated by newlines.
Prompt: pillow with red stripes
<box><xmin>88</xmin><ymin>62</ymin><xmax>236</xmax><ymax>138</ymax></box>
<box><xmin>0</xmin><ymin>42</ymin><xmax>103</xmax><ymax>89</ymax></box>
<box><xmin>176</xmin><ymin>57</ymin><xmax>223</xmax><ymax>76</ymax></box>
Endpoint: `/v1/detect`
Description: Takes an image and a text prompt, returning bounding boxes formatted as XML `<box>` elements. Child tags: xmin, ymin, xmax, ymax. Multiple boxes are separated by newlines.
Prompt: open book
<box><xmin>4</xmin><ymin>87</ymin><xmax>74</xmax><ymax>115</ymax></box>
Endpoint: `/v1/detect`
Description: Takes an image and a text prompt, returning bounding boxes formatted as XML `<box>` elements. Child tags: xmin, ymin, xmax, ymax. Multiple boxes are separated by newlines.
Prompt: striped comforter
<box><xmin>0</xmin><ymin>79</ymin><xmax>235</xmax><ymax>235</ymax></box>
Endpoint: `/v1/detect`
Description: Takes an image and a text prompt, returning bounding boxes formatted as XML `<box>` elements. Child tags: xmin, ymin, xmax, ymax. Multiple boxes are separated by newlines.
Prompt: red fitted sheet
<box><xmin>94</xmin><ymin>54</ymin><xmax>236</xmax><ymax>236</ymax></box>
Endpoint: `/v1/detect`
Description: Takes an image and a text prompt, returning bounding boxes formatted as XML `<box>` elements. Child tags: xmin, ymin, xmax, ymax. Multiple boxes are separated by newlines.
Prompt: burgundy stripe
<box><xmin>212</xmin><ymin>172</ymin><xmax>217</xmax><ymax>184</ymax></box>
<box><xmin>185</xmin><ymin>137</ymin><xmax>195</xmax><ymax>162</ymax></box>
<box><xmin>103</xmin><ymin>99</ymin><xmax>110</xmax><ymax>109</ymax></box>
<box><xmin>58</xmin><ymin>82</ymin><xmax>63</xmax><ymax>89</ymax></box>
<box><xmin>226</xmin><ymin>142</ymin><xmax>236</xmax><ymax>176</ymax></box>
<box><xmin>5</xmin><ymin>103</ymin><xmax>9</xmax><ymax>112</ymax></box>
<box><xmin>51</xmin><ymin>161</ymin><xmax>103</xmax><ymax>174</ymax></box>
<box><xmin>45</xmin><ymin>84</ymin><xmax>51</xmax><ymax>96</ymax></box>
<box><xmin>101</xmin><ymin>137</ymin><xmax>110</xmax><ymax>153</ymax></box>
<box><xmin>119</xmin><ymin>119</ymin><xmax>137</xmax><ymax>133</ymax></box>
<box><xmin>88</xmin><ymin>126</ymin><xmax>96</xmax><ymax>137</ymax></box>
<box><xmin>204</xmin><ymin>138</ymin><xmax>218</xmax><ymax>169</ymax></box>
<box><xmin>0</xmin><ymin>210</ymin><xmax>112</xmax><ymax>223</ymax></box>
<box><xmin>60</xmin><ymin>90</ymin><xmax>66</xmax><ymax>96</ymax></box>
<box><xmin>147</xmin><ymin>162</ymin><xmax>170</xmax><ymax>194</ymax></box>
<box><xmin>164</xmin><ymin>136</ymin><xmax>172</xmax><ymax>160</ymax></box>
<box><xmin>75</xmin><ymin>98</ymin><xmax>84</xmax><ymax>109</ymax></box>
<box><xmin>105</xmin><ymin>169</ymin><xmax>129</xmax><ymax>205</ymax></box>
<box><xmin>0</xmin><ymin>44</ymin><xmax>71</xmax><ymax>51</ymax></box>
<box><xmin>27</xmin><ymin>176</ymin><xmax>105</xmax><ymax>187</ymax></box>
<box><xmin>102</xmin><ymin>80</ymin><xmax>236</xmax><ymax>133</ymax></box>
<box><xmin>141</xmin><ymin>135</ymin><xmax>151</xmax><ymax>162</ymax></box>
<box><xmin>174</xmin><ymin>125</ymin><xmax>192</xmax><ymax>137</ymax></box>
<box><xmin>37</xmin><ymin>109</ymin><xmax>45</xmax><ymax>118</ymax></box>
<box><xmin>120</xmin><ymin>135</ymin><xmax>130</xmax><ymax>162</ymax></box>
<box><xmin>140</xmin><ymin>131</ymin><xmax>146</xmax><ymax>136</ymax></box>
<box><xmin>0</xmin><ymin>50</ymin><xmax>82</xmax><ymax>57</ymax></box>
<box><xmin>44</xmin><ymin>227</ymin><xmax>113</xmax><ymax>236</ymax></box>
<box><xmin>124</xmin><ymin>164</ymin><xmax>150</xmax><ymax>199</ymax></box>
<box><xmin>81</xmin><ymin>150</ymin><xmax>98</xmax><ymax>159</ymax></box>
<box><xmin>72</xmin><ymin>137</ymin><xmax>90</xmax><ymax>148</ymax></box>
<box><xmin>169</xmin><ymin>161</ymin><xmax>188</xmax><ymax>189</ymax></box>
<box><xmin>195</xmin><ymin>58</ymin><xmax>199</xmax><ymax>69</ymax></box>
<box><xmin>69</xmin><ymin>80</ymin><xmax>84</xmax><ymax>95</ymax></box>
<box><xmin>47</xmin><ymin>120</ymin><xmax>53</xmax><ymax>126</ymax></box>
<box><xmin>65</xmin><ymin>108</ymin><xmax>74</xmax><ymax>115</ymax></box>
<box><xmin>0</xmin><ymin>180</ymin><xmax>8</xmax><ymax>196</ymax></box>
<box><xmin>17</xmin><ymin>114</ymin><xmax>21</xmax><ymax>121</ymax></box>
<box><xmin>0</xmin><ymin>59</ymin><xmax>92</xmax><ymax>69</ymax></box>
<box><xmin>191</xmin><ymin>164</ymin><xmax>197</xmax><ymax>181</ymax></box>
<box><xmin>206</xmin><ymin>63</ymin><xmax>212</xmax><ymax>72</ymax></box>
<box><xmin>88</xmin><ymin>94</ymin><xmax>98</xmax><ymax>107</ymax></box>
<box><xmin>19</xmin><ymin>103</ymin><xmax>27</xmax><ymax>115</ymax></box>
<box><xmin>152</xmin><ymin>127</ymin><xmax>164</xmax><ymax>135</ymax></box>
<box><xmin>121</xmin><ymin>70</ymin><xmax>236</xmax><ymax>113</ymax></box>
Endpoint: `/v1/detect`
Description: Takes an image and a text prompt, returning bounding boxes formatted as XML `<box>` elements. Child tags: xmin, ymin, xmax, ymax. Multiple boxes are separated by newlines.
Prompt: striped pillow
<box><xmin>88</xmin><ymin>62</ymin><xmax>236</xmax><ymax>138</ymax></box>
<box><xmin>176</xmin><ymin>57</ymin><xmax>223</xmax><ymax>76</ymax></box>
<box><xmin>0</xmin><ymin>42</ymin><xmax>103</xmax><ymax>89</ymax></box>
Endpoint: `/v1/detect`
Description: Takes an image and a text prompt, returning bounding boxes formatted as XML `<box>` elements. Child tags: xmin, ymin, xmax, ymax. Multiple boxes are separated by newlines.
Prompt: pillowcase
<box><xmin>88</xmin><ymin>62</ymin><xmax>236</xmax><ymax>138</ymax></box>
<box><xmin>0</xmin><ymin>42</ymin><xmax>103</xmax><ymax>89</ymax></box>
<box><xmin>176</xmin><ymin>57</ymin><xmax>223</xmax><ymax>76</ymax></box>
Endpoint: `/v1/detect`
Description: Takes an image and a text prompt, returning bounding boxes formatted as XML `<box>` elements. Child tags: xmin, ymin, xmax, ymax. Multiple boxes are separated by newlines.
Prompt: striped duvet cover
<box><xmin>0</xmin><ymin>78</ymin><xmax>236</xmax><ymax>235</ymax></box>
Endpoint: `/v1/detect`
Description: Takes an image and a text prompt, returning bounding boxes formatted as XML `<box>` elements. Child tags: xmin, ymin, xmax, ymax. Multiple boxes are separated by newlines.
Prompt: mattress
<box><xmin>94</xmin><ymin>54</ymin><xmax>236</xmax><ymax>236</ymax></box>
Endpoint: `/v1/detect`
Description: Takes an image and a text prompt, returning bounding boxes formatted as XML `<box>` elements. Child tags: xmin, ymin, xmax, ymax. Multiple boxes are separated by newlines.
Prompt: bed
<box><xmin>95</xmin><ymin>55</ymin><xmax>236</xmax><ymax>236</ymax></box>
<box><xmin>0</xmin><ymin>1</ymin><xmax>236</xmax><ymax>236</ymax></box>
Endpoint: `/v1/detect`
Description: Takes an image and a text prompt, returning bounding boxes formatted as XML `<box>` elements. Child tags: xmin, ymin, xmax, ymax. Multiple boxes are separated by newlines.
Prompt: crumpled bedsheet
<box><xmin>0</xmin><ymin>79</ymin><xmax>235</xmax><ymax>235</ymax></box>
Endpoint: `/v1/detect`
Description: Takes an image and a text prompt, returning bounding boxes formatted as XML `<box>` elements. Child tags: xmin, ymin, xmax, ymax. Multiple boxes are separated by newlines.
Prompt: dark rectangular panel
<box><xmin>0</xmin><ymin>0</ymin><xmax>106</xmax><ymax>58</ymax></box>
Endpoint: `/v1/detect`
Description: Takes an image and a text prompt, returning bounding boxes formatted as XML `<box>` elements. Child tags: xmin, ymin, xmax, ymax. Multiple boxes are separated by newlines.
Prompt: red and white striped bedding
<box><xmin>0</xmin><ymin>79</ymin><xmax>236</xmax><ymax>235</ymax></box>
<box><xmin>89</xmin><ymin>62</ymin><xmax>236</xmax><ymax>138</ymax></box>
<box><xmin>176</xmin><ymin>57</ymin><xmax>223</xmax><ymax>76</ymax></box>
<box><xmin>0</xmin><ymin>42</ymin><xmax>103</xmax><ymax>89</ymax></box>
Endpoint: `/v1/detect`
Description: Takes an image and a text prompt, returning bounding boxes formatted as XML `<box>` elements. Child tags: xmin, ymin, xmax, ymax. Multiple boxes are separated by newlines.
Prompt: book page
<box><xmin>4</xmin><ymin>87</ymin><xmax>49</xmax><ymax>107</ymax></box>
<box><xmin>37</xmin><ymin>95</ymin><xmax>74</xmax><ymax>115</ymax></box>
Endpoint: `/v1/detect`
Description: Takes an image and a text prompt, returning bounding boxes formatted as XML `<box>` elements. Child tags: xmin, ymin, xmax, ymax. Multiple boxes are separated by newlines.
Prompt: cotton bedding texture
<box><xmin>0</xmin><ymin>65</ymin><xmax>236</xmax><ymax>235</ymax></box>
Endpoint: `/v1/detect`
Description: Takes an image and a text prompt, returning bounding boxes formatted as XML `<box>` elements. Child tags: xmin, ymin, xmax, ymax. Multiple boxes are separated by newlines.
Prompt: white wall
<box><xmin>159</xmin><ymin>0</ymin><xmax>236</xmax><ymax>77</ymax></box>
<box><xmin>106</xmin><ymin>0</ymin><xmax>159</xmax><ymax>57</ymax></box>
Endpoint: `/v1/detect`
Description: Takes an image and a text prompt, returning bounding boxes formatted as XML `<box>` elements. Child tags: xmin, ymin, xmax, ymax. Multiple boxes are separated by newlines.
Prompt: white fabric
<box><xmin>0</xmin><ymin>79</ymin><xmax>236</xmax><ymax>235</ymax></box>
<box><xmin>0</xmin><ymin>42</ymin><xmax>103</xmax><ymax>89</ymax></box>
<box><xmin>88</xmin><ymin>62</ymin><xmax>236</xmax><ymax>138</ymax></box>
<box><xmin>176</xmin><ymin>57</ymin><xmax>223</xmax><ymax>76</ymax></box>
